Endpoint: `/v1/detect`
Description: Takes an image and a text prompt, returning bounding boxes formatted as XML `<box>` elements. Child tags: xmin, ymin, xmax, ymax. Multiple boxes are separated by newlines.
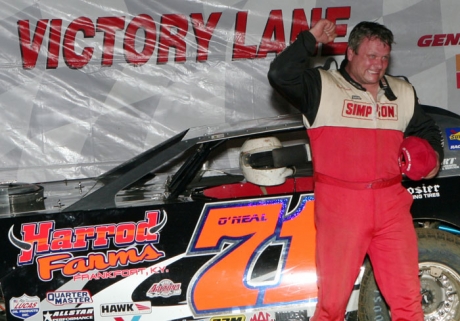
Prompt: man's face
<box><xmin>346</xmin><ymin>37</ymin><xmax>391</xmax><ymax>87</ymax></box>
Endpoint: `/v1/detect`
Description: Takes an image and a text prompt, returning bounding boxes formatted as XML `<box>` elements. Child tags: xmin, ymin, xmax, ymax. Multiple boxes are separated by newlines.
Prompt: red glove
<box><xmin>399</xmin><ymin>136</ymin><xmax>437</xmax><ymax>181</ymax></box>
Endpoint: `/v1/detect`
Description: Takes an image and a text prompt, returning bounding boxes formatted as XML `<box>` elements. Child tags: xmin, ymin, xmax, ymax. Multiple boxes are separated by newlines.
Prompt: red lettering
<box><xmin>250</xmin><ymin>312</ymin><xmax>272</xmax><ymax>321</ymax></box>
<box><xmin>418</xmin><ymin>34</ymin><xmax>433</xmax><ymax>47</ymax></box>
<box><xmin>232</xmin><ymin>11</ymin><xmax>257</xmax><ymax>60</ymax></box>
<box><xmin>358</xmin><ymin>105</ymin><xmax>367</xmax><ymax>116</ymax></box>
<box><xmin>378</xmin><ymin>105</ymin><xmax>396</xmax><ymax>119</ymax></box>
<box><xmin>343</xmin><ymin>101</ymin><xmax>376</xmax><ymax>118</ymax></box>
<box><xmin>73</xmin><ymin>227</ymin><xmax>95</xmax><ymax>249</ymax></box>
<box><xmin>17</xmin><ymin>19</ymin><xmax>49</xmax><ymax>69</ymax></box>
<box><xmin>18</xmin><ymin>221</ymin><xmax>54</xmax><ymax>264</ymax></box>
<box><xmin>290</xmin><ymin>9</ymin><xmax>309</xmax><ymax>43</ymax></box>
<box><xmin>13</xmin><ymin>212</ymin><xmax>162</xmax><ymax>276</ymax></box>
<box><xmin>290</xmin><ymin>8</ymin><xmax>322</xmax><ymax>41</ymax></box>
<box><xmin>124</xmin><ymin>14</ymin><xmax>156</xmax><ymax>66</ymax></box>
<box><xmin>15</xmin><ymin>302</ymin><xmax>38</xmax><ymax>308</ymax></box>
<box><xmin>345</xmin><ymin>102</ymin><xmax>353</xmax><ymax>115</ymax></box>
<box><xmin>93</xmin><ymin>225</ymin><xmax>116</xmax><ymax>247</ymax></box>
<box><xmin>322</xmin><ymin>6</ymin><xmax>350</xmax><ymax>56</ymax></box>
<box><xmin>135</xmin><ymin>211</ymin><xmax>160</xmax><ymax>243</ymax></box>
<box><xmin>37</xmin><ymin>244</ymin><xmax>164</xmax><ymax>281</ymax></box>
<box><xmin>256</xmin><ymin>10</ymin><xmax>286</xmax><ymax>58</ymax></box>
<box><xmin>418</xmin><ymin>33</ymin><xmax>460</xmax><ymax>47</ymax></box>
<box><xmin>18</xmin><ymin>7</ymin><xmax>352</xmax><ymax>69</ymax></box>
<box><xmin>290</xmin><ymin>8</ymin><xmax>322</xmax><ymax>54</ymax></box>
<box><xmin>190</xmin><ymin>12</ymin><xmax>222</xmax><ymax>62</ymax></box>
<box><xmin>47</xmin><ymin>19</ymin><xmax>62</xmax><ymax>69</ymax></box>
<box><xmin>96</xmin><ymin>16</ymin><xmax>125</xmax><ymax>67</ymax></box>
<box><xmin>63</xmin><ymin>16</ymin><xmax>95</xmax><ymax>69</ymax></box>
<box><xmin>446</xmin><ymin>33</ymin><xmax>460</xmax><ymax>46</ymax></box>
<box><xmin>114</xmin><ymin>223</ymin><xmax>135</xmax><ymax>245</ymax></box>
<box><xmin>50</xmin><ymin>229</ymin><xmax>73</xmax><ymax>251</ymax></box>
<box><xmin>366</xmin><ymin>106</ymin><xmax>372</xmax><ymax>117</ymax></box>
<box><xmin>432</xmin><ymin>34</ymin><xmax>446</xmax><ymax>46</ymax></box>
<box><xmin>157</xmin><ymin>14</ymin><xmax>188</xmax><ymax>64</ymax></box>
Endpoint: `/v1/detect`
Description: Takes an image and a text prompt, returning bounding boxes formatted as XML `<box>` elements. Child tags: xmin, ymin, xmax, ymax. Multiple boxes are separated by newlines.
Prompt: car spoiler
<box><xmin>63</xmin><ymin>129</ymin><xmax>194</xmax><ymax>212</ymax></box>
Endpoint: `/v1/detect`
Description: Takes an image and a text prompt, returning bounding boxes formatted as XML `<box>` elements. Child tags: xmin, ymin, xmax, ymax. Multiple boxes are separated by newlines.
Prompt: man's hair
<box><xmin>348</xmin><ymin>21</ymin><xmax>394</xmax><ymax>53</ymax></box>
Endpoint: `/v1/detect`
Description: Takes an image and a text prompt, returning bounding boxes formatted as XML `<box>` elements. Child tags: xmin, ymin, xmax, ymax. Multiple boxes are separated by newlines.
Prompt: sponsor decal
<box><xmin>274</xmin><ymin>310</ymin><xmax>308</xmax><ymax>321</ymax></box>
<box><xmin>442</xmin><ymin>157</ymin><xmax>459</xmax><ymax>171</ymax></box>
<box><xmin>417</xmin><ymin>34</ymin><xmax>460</xmax><ymax>89</ymax></box>
<box><xmin>417</xmin><ymin>33</ymin><xmax>460</xmax><ymax>47</ymax></box>
<box><xmin>210</xmin><ymin>316</ymin><xmax>245</xmax><ymax>321</ymax></box>
<box><xmin>43</xmin><ymin>308</ymin><xmax>94</xmax><ymax>321</ymax></box>
<box><xmin>445</xmin><ymin>128</ymin><xmax>460</xmax><ymax>150</ymax></box>
<box><xmin>250</xmin><ymin>312</ymin><xmax>274</xmax><ymax>321</ymax></box>
<box><xmin>8</xmin><ymin>211</ymin><xmax>166</xmax><ymax>281</ymax></box>
<box><xmin>407</xmin><ymin>184</ymin><xmax>441</xmax><ymax>199</ymax></box>
<box><xmin>217</xmin><ymin>214</ymin><xmax>267</xmax><ymax>225</ymax></box>
<box><xmin>46</xmin><ymin>290</ymin><xmax>93</xmax><ymax>306</ymax></box>
<box><xmin>17</xmin><ymin>7</ymin><xmax>351</xmax><ymax>70</ymax></box>
<box><xmin>342</xmin><ymin>100</ymin><xmax>398</xmax><ymax>121</ymax></box>
<box><xmin>146</xmin><ymin>279</ymin><xmax>182</xmax><ymax>298</ymax></box>
<box><xmin>186</xmin><ymin>196</ymin><xmax>318</xmax><ymax>316</ymax></box>
<box><xmin>10</xmin><ymin>294</ymin><xmax>40</xmax><ymax>319</ymax></box>
<box><xmin>73</xmin><ymin>268</ymin><xmax>146</xmax><ymax>281</ymax></box>
<box><xmin>73</xmin><ymin>265</ymin><xmax>168</xmax><ymax>281</ymax></box>
<box><xmin>100</xmin><ymin>302</ymin><xmax>151</xmax><ymax>317</ymax></box>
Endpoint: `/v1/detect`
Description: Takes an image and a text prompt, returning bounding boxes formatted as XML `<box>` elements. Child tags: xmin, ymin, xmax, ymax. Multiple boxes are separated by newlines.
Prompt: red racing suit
<box><xmin>268</xmin><ymin>31</ymin><xmax>444</xmax><ymax>321</ymax></box>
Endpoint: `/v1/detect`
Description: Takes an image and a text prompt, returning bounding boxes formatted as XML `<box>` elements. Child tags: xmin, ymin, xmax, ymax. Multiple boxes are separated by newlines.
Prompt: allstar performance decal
<box><xmin>8</xmin><ymin>211</ymin><xmax>166</xmax><ymax>281</ymax></box>
<box><xmin>43</xmin><ymin>308</ymin><xmax>94</xmax><ymax>321</ymax></box>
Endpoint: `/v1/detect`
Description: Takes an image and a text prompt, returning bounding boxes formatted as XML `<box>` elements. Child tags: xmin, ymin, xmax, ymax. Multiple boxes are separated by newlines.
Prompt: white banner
<box><xmin>0</xmin><ymin>0</ymin><xmax>459</xmax><ymax>182</ymax></box>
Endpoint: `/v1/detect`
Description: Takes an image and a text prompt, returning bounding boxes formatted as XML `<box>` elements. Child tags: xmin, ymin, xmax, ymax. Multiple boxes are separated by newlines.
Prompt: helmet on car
<box><xmin>240</xmin><ymin>137</ymin><xmax>294</xmax><ymax>186</ymax></box>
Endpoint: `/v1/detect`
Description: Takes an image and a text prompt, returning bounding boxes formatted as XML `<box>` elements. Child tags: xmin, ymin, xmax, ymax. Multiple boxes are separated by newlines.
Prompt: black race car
<box><xmin>1</xmin><ymin>105</ymin><xmax>460</xmax><ymax>321</ymax></box>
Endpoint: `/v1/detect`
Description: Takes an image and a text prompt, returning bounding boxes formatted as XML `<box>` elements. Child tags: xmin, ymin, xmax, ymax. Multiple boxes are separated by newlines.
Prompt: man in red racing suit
<box><xmin>267</xmin><ymin>20</ymin><xmax>444</xmax><ymax>321</ymax></box>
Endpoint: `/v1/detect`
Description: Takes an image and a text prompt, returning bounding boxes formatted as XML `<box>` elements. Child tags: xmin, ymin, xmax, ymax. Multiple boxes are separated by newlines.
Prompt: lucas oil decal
<box><xmin>8</xmin><ymin>211</ymin><xmax>166</xmax><ymax>281</ymax></box>
<box><xmin>9</xmin><ymin>294</ymin><xmax>40</xmax><ymax>320</ymax></box>
<box><xmin>43</xmin><ymin>308</ymin><xmax>94</xmax><ymax>321</ymax></box>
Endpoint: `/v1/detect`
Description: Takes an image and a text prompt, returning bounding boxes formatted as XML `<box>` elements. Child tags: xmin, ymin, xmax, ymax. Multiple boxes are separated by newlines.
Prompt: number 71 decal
<box><xmin>186</xmin><ymin>195</ymin><xmax>317</xmax><ymax>316</ymax></box>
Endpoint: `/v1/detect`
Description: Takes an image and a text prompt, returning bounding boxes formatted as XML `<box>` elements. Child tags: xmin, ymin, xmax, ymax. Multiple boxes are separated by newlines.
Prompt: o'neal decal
<box><xmin>186</xmin><ymin>195</ymin><xmax>317</xmax><ymax>316</ymax></box>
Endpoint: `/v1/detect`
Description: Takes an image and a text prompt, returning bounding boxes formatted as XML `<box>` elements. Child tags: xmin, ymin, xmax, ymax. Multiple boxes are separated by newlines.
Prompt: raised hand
<box><xmin>310</xmin><ymin>19</ymin><xmax>337</xmax><ymax>44</ymax></box>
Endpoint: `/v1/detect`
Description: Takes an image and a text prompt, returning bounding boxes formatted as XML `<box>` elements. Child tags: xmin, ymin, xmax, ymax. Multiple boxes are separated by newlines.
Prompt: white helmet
<box><xmin>240</xmin><ymin>137</ymin><xmax>294</xmax><ymax>186</ymax></box>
